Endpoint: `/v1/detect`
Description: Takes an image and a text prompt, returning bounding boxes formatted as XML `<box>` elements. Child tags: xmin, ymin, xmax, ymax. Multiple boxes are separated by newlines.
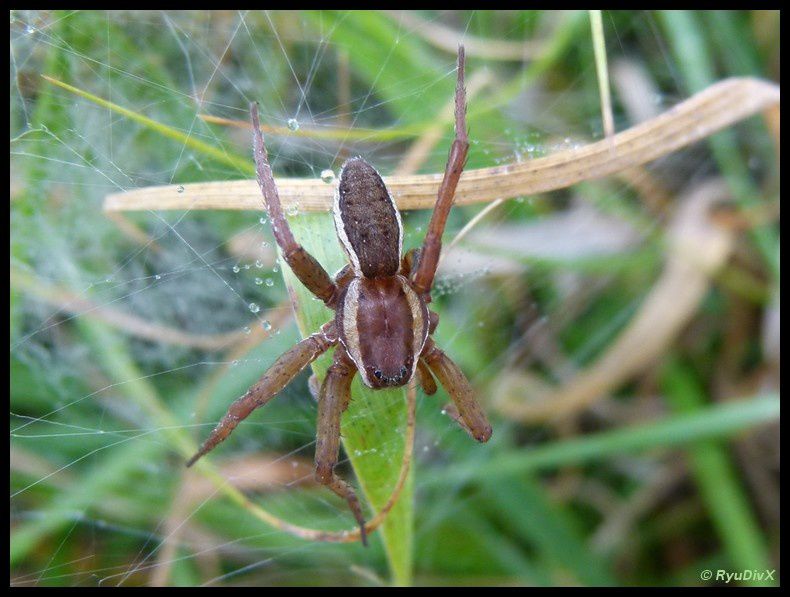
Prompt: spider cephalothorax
<box><xmin>187</xmin><ymin>47</ymin><xmax>491</xmax><ymax>546</ymax></box>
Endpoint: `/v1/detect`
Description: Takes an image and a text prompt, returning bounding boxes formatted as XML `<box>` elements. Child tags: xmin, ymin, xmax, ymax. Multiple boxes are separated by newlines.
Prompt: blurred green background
<box><xmin>10</xmin><ymin>10</ymin><xmax>779</xmax><ymax>586</ymax></box>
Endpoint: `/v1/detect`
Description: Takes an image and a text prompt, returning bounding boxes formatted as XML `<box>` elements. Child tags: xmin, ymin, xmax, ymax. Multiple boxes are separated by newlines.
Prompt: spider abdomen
<box><xmin>338</xmin><ymin>275</ymin><xmax>429</xmax><ymax>389</ymax></box>
<box><xmin>333</xmin><ymin>157</ymin><xmax>403</xmax><ymax>279</ymax></box>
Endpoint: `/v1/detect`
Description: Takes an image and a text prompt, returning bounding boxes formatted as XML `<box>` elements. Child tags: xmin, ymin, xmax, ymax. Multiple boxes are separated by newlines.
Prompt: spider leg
<box><xmin>422</xmin><ymin>338</ymin><xmax>492</xmax><ymax>443</ymax></box>
<box><xmin>314</xmin><ymin>349</ymin><xmax>368</xmax><ymax>546</ymax></box>
<box><xmin>440</xmin><ymin>402</ymin><xmax>480</xmax><ymax>439</ymax></box>
<box><xmin>412</xmin><ymin>46</ymin><xmax>469</xmax><ymax>297</ymax></box>
<box><xmin>186</xmin><ymin>323</ymin><xmax>337</xmax><ymax>467</ymax></box>
<box><xmin>428</xmin><ymin>311</ymin><xmax>439</xmax><ymax>334</ymax></box>
<box><xmin>400</xmin><ymin>247</ymin><xmax>420</xmax><ymax>277</ymax></box>
<box><xmin>251</xmin><ymin>103</ymin><xmax>339</xmax><ymax>308</ymax></box>
<box><xmin>416</xmin><ymin>358</ymin><xmax>438</xmax><ymax>395</ymax></box>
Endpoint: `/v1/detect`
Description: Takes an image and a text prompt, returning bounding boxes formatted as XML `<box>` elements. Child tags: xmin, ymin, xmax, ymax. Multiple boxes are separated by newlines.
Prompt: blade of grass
<box><xmin>426</xmin><ymin>394</ymin><xmax>779</xmax><ymax>485</ymax></box>
<box><xmin>40</xmin><ymin>75</ymin><xmax>254</xmax><ymax>176</ymax></box>
<box><xmin>662</xmin><ymin>358</ymin><xmax>774</xmax><ymax>586</ymax></box>
<box><xmin>102</xmin><ymin>77</ymin><xmax>780</xmax><ymax>213</ymax></box>
<box><xmin>280</xmin><ymin>212</ymin><xmax>414</xmax><ymax>586</ymax></box>
<box><xmin>589</xmin><ymin>10</ymin><xmax>615</xmax><ymax>140</ymax></box>
<box><xmin>481</xmin><ymin>476</ymin><xmax>615</xmax><ymax>585</ymax></box>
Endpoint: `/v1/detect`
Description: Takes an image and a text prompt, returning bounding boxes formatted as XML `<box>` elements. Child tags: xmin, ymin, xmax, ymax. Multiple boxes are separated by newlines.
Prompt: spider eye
<box><xmin>400</xmin><ymin>366</ymin><xmax>408</xmax><ymax>377</ymax></box>
<box><xmin>373</xmin><ymin>369</ymin><xmax>383</xmax><ymax>380</ymax></box>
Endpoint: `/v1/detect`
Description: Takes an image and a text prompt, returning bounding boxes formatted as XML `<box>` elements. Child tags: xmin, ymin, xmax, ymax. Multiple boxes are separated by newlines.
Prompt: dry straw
<box><xmin>104</xmin><ymin>78</ymin><xmax>779</xmax><ymax>215</ymax></box>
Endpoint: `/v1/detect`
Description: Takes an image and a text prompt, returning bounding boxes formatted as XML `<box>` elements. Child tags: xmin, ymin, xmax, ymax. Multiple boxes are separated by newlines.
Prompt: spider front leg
<box><xmin>186</xmin><ymin>323</ymin><xmax>337</xmax><ymax>467</ymax></box>
<box><xmin>251</xmin><ymin>103</ymin><xmax>339</xmax><ymax>308</ymax></box>
<box><xmin>314</xmin><ymin>349</ymin><xmax>368</xmax><ymax>546</ymax></box>
<box><xmin>412</xmin><ymin>46</ymin><xmax>470</xmax><ymax>297</ymax></box>
<box><xmin>422</xmin><ymin>339</ymin><xmax>492</xmax><ymax>443</ymax></box>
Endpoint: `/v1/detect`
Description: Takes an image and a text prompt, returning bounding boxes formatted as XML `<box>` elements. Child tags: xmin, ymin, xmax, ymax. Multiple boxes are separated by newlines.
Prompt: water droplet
<box><xmin>320</xmin><ymin>169</ymin><xmax>335</xmax><ymax>184</ymax></box>
<box><xmin>255</xmin><ymin>277</ymin><xmax>263</xmax><ymax>285</ymax></box>
<box><xmin>261</xmin><ymin>320</ymin><xmax>272</xmax><ymax>331</ymax></box>
<box><xmin>154</xmin><ymin>274</ymin><xmax>161</xmax><ymax>280</ymax></box>
<box><xmin>232</xmin><ymin>265</ymin><xmax>240</xmax><ymax>273</ymax></box>
<box><xmin>248</xmin><ymin>302</ymin><xmax>260</xmax><ymax>313</ymax></box>
<box><xmin>265</xmin><ymin>278</ymin><xmax>274</xmax><ymax>287</ymax></box>
<box><xmin>243</xmin><ymin>264</ymin><xmax>251</xmax><ymax>270</ymax></box>
<box><xmin>255</xmin><ymin>259</ymin><xmax>263</xmax><ymax>268</ymax></box>
<box><xmin>272</xmin><ymin>265</ymin><xmax>279</xmax><ymax>273</ymax></box>
<box><xmin>259</xmin><ymin>216</ymin><xmax>268</xmax><ymax>225</ymax></box>
<box><xmin>287</xmin><ymin>118</ymin><xmax>300</xmax><ymax>131</ymax></box>
<box><xmin>260</xmin><ymin>241</ymin><xmax>269</xmax><ymax>249</ymax></box>
<box><xmin>232</xmin><ymin>359</ymin><xmax>239</xmax><ymax>366</ymax></box>
<box><xmin>176</xmin><ymin>185</ymin><xmax>185</xmax><ymax>193</ymax></box>
<box><xmin>243</xmin><ymin>326</ymin><xmax>251</xmax><ymax>335</ymax></box>
<box><xmin>286</xmin><ymin>204</ymin><xmax>299</xmax><ymax>216</ymax></box>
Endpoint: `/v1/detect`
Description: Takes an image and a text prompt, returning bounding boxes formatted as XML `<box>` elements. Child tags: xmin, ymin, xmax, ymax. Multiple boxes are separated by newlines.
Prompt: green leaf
<box><xmin>281</xmin><ymin>212</ymin><xmax>414</xmax><ymax>586</ymax></box>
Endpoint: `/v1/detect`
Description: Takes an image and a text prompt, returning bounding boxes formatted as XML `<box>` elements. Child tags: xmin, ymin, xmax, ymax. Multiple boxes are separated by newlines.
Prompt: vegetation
<box><xmin>10</xmin><ymin>10</ymin><xmax>779</xmax><ymax>586</ymax></box>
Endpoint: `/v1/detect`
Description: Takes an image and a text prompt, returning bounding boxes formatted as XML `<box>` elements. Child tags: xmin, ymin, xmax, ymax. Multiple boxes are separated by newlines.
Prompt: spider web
<box><xmin>10</xmin><ymin>10</ymin><xmax>778</xmax><ymax>587</ymax></box>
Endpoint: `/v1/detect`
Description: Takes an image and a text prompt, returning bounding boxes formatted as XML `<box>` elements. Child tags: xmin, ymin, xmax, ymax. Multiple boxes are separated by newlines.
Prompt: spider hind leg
<box><xmin>422</xmin><ymin>338</ymin><xmax>492</xmax><ymax>443</ymax></box>
<box><xmin>315</xmin><ymin>349</ymin><xmax>368</xmax><ymax>546</ymax></box>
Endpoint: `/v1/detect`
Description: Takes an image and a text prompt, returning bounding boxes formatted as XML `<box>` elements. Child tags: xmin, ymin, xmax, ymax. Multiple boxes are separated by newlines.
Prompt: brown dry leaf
<box><xmin>104</xmin><ymin>78</ymin><xmax>779</xmax><ymax>214</ymax></box>
<box><xmin>492</xmin><ymin>179</ymin><xmax>736</xmax><ymax>422</ymax></box>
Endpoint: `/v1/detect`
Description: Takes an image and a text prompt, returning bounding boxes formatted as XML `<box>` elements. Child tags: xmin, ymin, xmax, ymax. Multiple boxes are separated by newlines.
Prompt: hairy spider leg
<box><xmin>186</xmin><ymin>324</ymin><xmax>337</xmax><ymax>467</ymax></box>
<box><xmin>422</xmin><ymin>338</ymin><xmax>492</xmax><ymax>443</ymax></box>
<box><xmin>250</xmin><ymin>103</ymin><xmax>339</xmax><ymax>308</ymax></box>
<box><xmin>314</xmin><ymin>349</ymin><xmax>368</xmax><ymax>546</ymax></box>
<box><xmin>411</xmin><ymin>46</ymin><xmax>470</xmax><ymax>297</ymax></box>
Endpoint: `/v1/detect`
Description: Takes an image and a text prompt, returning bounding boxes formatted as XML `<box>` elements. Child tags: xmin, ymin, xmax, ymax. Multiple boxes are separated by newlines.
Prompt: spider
<box><xmin>187</xmin><ymin>46</ymin><xmax>491</xmax><ymax>546</ymax></box>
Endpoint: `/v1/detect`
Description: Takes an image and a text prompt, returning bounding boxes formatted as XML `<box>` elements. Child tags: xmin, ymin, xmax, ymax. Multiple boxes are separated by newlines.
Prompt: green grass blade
<box><xmin>481</xmin><ymin>476</ymin><xmax>615</xmax><ymax>585</ymax></box>
<box><xmin>662</xmin><ymin>359</ymin><xmax>775</xmax><ymax>586</ymax></box>
<box><xmin>40</xmin><ymin>75</ymin><xmax>254</xmax><ymax>176</ymax></box>
<box><xmin>280</xmin><ymin>212</ymin><xmax>413</xmax><ymax>586</ymax></box>
<box><xmin>427</xmin><ymin>394</ymin><xmax>779</xmax><ymax>484</ymax></box>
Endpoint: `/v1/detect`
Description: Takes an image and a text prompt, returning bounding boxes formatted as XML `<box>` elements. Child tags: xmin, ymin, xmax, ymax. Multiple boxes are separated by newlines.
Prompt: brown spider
<box><xmin>187</xmin><ymin>46</ymin><xmax>491</xmax><ymax>546</ymax></box>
